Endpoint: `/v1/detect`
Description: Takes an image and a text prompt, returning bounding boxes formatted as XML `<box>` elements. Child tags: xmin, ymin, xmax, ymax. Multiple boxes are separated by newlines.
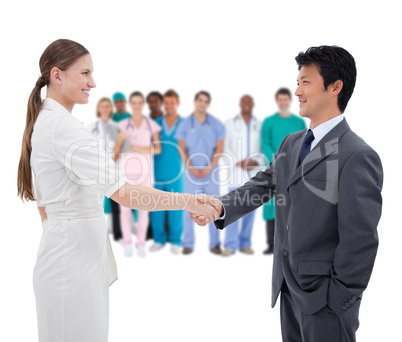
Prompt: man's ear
<box><xmin>332</xmin><ymin>79</ymin><xmax>343</xmax><ymax>96</ymax></box>
<box><xmin>50</xmin><ymin>66</ymin><xmax>62</xmax><ymax>85</ymax></box>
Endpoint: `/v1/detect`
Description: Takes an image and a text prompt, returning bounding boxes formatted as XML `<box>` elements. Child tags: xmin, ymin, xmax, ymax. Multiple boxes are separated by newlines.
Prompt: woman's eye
<box><xmin>83</xmin><ymin>72</ymin><xmax>88</xmax><ymax>75</ymax></box>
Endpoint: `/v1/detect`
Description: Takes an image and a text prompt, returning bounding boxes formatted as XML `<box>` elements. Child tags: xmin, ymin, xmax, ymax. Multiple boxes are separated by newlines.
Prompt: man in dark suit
<box><xmin>191</xmin><ymin>45</ymin><xmax>383</xmax><ymax>341</ymax></box>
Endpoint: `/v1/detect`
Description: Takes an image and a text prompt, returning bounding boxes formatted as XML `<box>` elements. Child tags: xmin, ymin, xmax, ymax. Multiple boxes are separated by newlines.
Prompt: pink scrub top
<box><xmin>118</xmin><ymin>116</ymin><xmax>161</xmax><ymax>185</ymax></box>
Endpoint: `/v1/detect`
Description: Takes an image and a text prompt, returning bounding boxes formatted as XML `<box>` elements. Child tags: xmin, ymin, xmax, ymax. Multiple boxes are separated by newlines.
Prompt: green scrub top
<box><xmin>261</xmin><ymin>113</ymin><xmax>307</xmax><ymax>221</ymax></box>
<box><xmin>112</xmin><ymin>112</ymin><xmax>131</xmax><ymax>123</ymax></box>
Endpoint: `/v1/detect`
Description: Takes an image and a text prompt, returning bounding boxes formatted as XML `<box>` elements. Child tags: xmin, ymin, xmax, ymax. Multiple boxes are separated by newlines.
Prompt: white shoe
<box><xmin>137</xmin><ymin>246</ymin><xmax>146</xmax><ymax>257</ymax></box>
<box><xmin>149</xmin><ymin>243</ymin><xmax>165</xmax><ymax>252</ymax></box>
<box><xmin>123</xmin><ymin>244</ymin><xmax>133</xmax><ymax>257</ymax></box>
<box><xmin>171</xmin><ymin>244</ymin><xmax>182</xmax><ymax>255</ymax></box>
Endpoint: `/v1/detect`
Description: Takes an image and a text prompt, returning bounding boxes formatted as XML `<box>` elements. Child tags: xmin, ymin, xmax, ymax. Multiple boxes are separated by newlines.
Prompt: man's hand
<box><xmin>189</xmin><ymin>167</ymin><xmax>211</xmax><ymax>179</ymax></box>
<box><xmin>190</xmin><ymin>195</ymin><xmax>223</xmax><ymax>226</ymax></box>
<box><xmin>236</xmin><ymin>158</ymin><xmax>259</xmax><ymax>170</ymax></box>
<box><xmin>186</xmin><ymin>194</ymin><xmax>221</xmax><ymax>224</ymax></box>
<box><xmin>189</xmin><ymin>168</ymin><xmax>202</xmax><ymax>178</ymax></box>
<box><xmin>198</xmin><ymin>167</ymin><xmax>211</xmax><ymax>178</ymax></box>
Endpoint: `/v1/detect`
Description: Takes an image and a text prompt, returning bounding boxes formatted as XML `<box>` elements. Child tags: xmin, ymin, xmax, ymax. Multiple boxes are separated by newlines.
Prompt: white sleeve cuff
<box><xmin>218</xmin><ymin>205</ymin><xmax>226</xmax><ymax>220</ymax></box>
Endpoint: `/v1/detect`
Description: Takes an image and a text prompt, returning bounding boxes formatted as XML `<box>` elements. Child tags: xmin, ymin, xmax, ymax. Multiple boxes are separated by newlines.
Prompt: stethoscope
<box><xmin>92</xmin><ymin>120</ymin><xmax>109</xmax><ymax>137</ymax></box>
<box><xmin>234</xmin><ymin>114</ymin><xmax>258</xmax><ymax>131</ymax></box>
<box><xmin>191</xmin><ymin>113</ymin><xmax>210</xmax><ymax>133</ymax></box>
<box><xmin>91</xmin><ymin>121</ymin><xmax>100</xmax><ymax>135</ymax></box>
<box><xmin>125</xmin><ymin>116</ymin><xmax>152</xmax><ymax>141</ymax></box>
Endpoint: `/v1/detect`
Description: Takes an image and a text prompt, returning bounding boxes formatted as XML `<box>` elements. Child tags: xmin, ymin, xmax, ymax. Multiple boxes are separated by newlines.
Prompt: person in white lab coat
<box><xmin>86</xmin><ymin>97</ymin><xmax>119</xmax><ymax>237</ymax></box>
<box><xmin>221</xmin><ymin>95</ymin><xmax>265</xmax><ymax>256</ymax></box>
<box><xmin>17</xmin><ymin>39</ymin><xmax>219</xmax><ymax>342</ymax></box>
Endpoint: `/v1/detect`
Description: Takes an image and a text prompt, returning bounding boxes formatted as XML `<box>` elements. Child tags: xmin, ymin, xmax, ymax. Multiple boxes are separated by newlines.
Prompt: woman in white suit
<box><xmin>86</xmin><ymin>97</ymin><xmax>119</xmax><ymax>236</ymax></box>
<box><xmin>17</xmin><ymin>39</ymin><xmax>218</xmax><ymax>342</ymax></box>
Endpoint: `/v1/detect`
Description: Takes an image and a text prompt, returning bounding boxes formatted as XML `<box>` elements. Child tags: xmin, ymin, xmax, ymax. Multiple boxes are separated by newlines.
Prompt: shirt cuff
<box><xmin>218</xmin><ymin>205</ymin><xmax>226</xmax><ymax>220</ymax></box>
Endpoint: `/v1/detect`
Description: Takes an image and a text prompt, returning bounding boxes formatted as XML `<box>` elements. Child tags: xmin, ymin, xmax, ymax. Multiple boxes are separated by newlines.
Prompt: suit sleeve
<box><xmin>214</xmin><ymin>134</ymin><xmax>289</xmax><ymax>230</ymax></box>
<box><xmin>327</xmin><ymin>148</ymin><xmax>383</xmax><ymax>316</ymax></box>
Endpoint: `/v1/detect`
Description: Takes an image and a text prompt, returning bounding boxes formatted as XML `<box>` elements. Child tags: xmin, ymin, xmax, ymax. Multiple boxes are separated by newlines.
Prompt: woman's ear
<box><xmin>50</xmin><ymin>66</ymin><xmax>62</xmax><ymax>85</ymax></box>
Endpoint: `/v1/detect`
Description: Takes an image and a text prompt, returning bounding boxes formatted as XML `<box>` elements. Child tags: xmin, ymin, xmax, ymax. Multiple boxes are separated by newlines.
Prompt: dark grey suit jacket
<box><xmin>215</xmin><ymin>118</ymin><xmax>383</xmax><ymax>316</ymax></box>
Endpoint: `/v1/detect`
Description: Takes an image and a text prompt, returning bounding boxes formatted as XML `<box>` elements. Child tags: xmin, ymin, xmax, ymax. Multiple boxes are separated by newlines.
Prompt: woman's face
<box><xmin>129</xmin><ymin>96</ymin><xmax>144</xmax><ymax>115</ymax></box>
<box><xmin>98</xmin><ymin>101</ymin><xmax>112</xmax><ymax>121</ymax></box>
<box><xmin>59</xmin><ymin>53</ymin><xmax>96</xmax><ymax>107</ymax></box>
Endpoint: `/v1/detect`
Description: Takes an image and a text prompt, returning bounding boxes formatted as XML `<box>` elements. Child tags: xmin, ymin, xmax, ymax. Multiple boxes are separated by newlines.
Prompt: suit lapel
<box><xmin>287</xmin><ymin>118</ymin><xmax>350</xmax><ymax>190</ymax></box>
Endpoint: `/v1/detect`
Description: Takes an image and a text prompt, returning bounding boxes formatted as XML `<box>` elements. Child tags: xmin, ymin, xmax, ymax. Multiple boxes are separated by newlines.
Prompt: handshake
<box><xmin>188</xmin><ymin>195</ymin><xmax>223</xmax><ymax>226</ymax></box>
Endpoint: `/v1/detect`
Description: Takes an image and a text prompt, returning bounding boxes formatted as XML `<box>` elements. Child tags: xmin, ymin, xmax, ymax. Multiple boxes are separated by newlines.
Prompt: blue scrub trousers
<box><xmin>150</xmin><ymin>177</ymin><xmax>184</xmax><ymax>246</ymax></box>
<box><xmin>223</xmin><ymin>187</ymin><xmax>255</xmax><ymax>252</ymax></box>
<box><xmin>182</xmin><ymin>173</ymin><xmax>221</xmax><ymax>250</ymax></box>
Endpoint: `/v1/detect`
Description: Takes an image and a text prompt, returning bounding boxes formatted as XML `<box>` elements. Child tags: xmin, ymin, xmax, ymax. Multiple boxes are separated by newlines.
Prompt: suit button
<box><xmin>352</xmin><ymin>296</ymin><xmax>357</xmax><ymax>301</ymax></box>
<box><xmin>342</xmin><ymin>305</ymin><xmax>348</xmax><ymax>311</ymax></box>
<box><xmin>348</xmin><ymin>299</ymin><xmax>354</xmax><ymax>304</ymax></box>
<box><xmin>346</xmin><ymin>302</ymin><xmax>351</xmax><ymax>308</ymax></box>
<box><xmin>283</xmin><ymin>250</ymin><xmax>289</xmax><ymax>257</ymax></box>
<box><xmin>286</xmin><ymin>224</ymin><xmax>290</xmax><ymax>230</ymax></box>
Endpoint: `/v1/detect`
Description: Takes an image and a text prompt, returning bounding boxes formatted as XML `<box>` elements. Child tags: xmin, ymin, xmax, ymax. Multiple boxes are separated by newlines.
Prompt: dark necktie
<box><xmin>299</xmin><ymin>129</ymin><xmax>315</xmax><ymax>164</ymax></box>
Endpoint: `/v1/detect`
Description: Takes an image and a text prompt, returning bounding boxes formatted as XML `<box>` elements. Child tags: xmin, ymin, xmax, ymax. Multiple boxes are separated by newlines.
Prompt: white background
<box><xmin>1</xmin><ymin>0</ymin><xmax>401</xmax><ymax>341</ymax></box>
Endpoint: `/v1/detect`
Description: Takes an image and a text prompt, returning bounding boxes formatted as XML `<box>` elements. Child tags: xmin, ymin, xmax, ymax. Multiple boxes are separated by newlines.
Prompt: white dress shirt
<box><xmin>309</xmin><ymin>114</ymin><xmax>344</xmax><ymax>150</ymax></box>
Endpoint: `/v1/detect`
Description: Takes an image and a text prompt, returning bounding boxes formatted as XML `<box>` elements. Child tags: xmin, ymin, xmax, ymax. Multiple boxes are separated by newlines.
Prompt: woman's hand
<box><xmin>130</xmin><ymin>144</ymin><xmax>140</xmax><ymax>152</ymax></box>
<box><xmin>186</xmin><ymin>194</ymin><xmax>220</xmax><ymax>224</ymax></box>
<box><xmin>38</xmin><ymin>206</ymin><xmax>48</xmax><ymax>229</ymax></box>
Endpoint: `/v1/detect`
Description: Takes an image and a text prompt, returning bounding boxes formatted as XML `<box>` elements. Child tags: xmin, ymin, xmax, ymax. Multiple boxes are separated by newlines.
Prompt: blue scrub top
<box><xmin>174</xmin><ymin>113</ymin><xmax>225</xmax><ymax>168</ymax></box>
<box><xmin>154</xmin><ymin>115</ymin><xmax>184</xmax><ymax>182</ymax></box>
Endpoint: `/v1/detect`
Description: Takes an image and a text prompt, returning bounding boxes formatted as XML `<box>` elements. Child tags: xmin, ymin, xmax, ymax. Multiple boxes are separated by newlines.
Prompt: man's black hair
<box><xmin>295</xmin><ymin>45</ymin><xmax>357</xmax><ymax>113</ymax></box>
<box><xmin>146</xmin><ymin>91</ymin><xmax>163</xmax><ymax>103</ymax></box>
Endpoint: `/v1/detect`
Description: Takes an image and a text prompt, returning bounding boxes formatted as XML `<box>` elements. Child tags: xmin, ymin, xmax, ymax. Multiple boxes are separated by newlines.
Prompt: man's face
<box><xmin>114</xmin><ymin>99</ymin><xmax>126</xmax><ymax>113</ymax></box>
<box><xmin>147</xmin><ymin>95</ymin><xmax>162</xmax><ymax>113</ymax></box>
<box><xmin>295</xmin><ymin>64</ymin><xmax>330</xmax><ymax>120</ymax></box>
<box><xmin>163</xmin><ymin>96</ymin><xmax>179</xmax><ymax>115</ymax></box>
<box><xmin>240</xmin><ymin>95</ymin><xmax>254</xmax><ymax>114</ymax></box>
<box><xmin>194</xmin><ymin>94</ymin><xmax>210</xmax><ymax>113</ymax></box>
<box><xmin>276</xmin><ymin>94</ymin><xmax>291</xmax><ymax>113</ymax></box>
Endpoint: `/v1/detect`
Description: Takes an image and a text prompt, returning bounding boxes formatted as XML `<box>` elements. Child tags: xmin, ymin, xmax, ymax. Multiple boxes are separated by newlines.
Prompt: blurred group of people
<box><xmin>86</xmin><ymin>88</ymin><xmax>306</xmax><ymax>257</ymax></box>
